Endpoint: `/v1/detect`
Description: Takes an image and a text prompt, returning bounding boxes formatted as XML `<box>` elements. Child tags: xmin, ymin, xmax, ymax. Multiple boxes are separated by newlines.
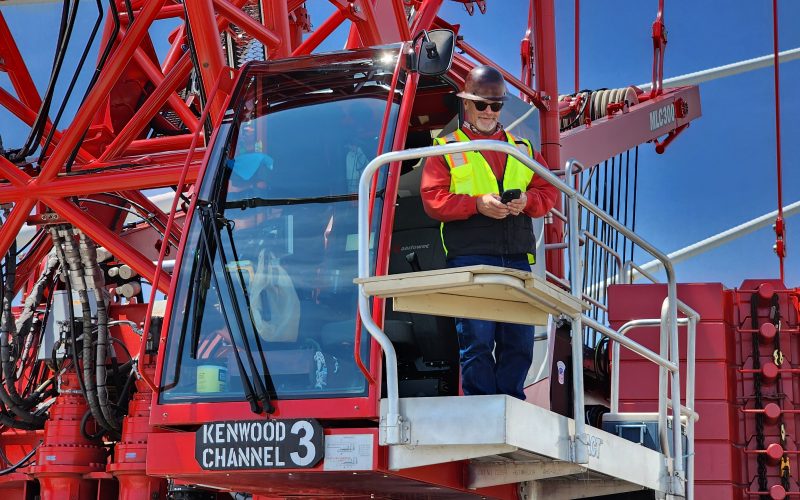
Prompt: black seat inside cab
<box><xmin>384</xmin><ymin>176</ymin><xmax>460</xmax><ymax>397</ymax></box>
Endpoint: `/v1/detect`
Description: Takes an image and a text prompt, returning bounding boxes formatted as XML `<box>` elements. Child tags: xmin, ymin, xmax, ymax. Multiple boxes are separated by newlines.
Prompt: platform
<box><xmin>356</xmin><ymin>265</ymin><xmax>585</xmax><ymax>325</ymax></box>
<box><xmin>381</xmin><ymin>395</ymin><xmax>671</xmax><ymax>498</ymax></box>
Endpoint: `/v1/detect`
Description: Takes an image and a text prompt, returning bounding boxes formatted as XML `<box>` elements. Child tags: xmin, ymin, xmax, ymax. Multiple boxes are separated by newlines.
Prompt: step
<box><xmin>380</xmin><ymin>395</ymin><xmax>673</xmax><ymax>495</ymax></box>
<box><xmin>356</xmin><ymin>265</ymin><xmax>585</xmax><ymax>325</ymax></box>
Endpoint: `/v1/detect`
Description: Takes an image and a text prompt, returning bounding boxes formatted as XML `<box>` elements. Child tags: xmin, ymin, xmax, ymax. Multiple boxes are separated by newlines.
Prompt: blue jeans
<box><xmin>446</xmin><ymin>254</ymin><xmax>534</xmax><ymax>400</ymax></box>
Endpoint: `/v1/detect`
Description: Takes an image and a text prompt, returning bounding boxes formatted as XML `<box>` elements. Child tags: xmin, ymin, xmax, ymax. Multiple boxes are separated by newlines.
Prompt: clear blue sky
<box><xmin>1</xmin><ymin>1</ymin><xmax>798</xmax><ymax>288</ymax></box>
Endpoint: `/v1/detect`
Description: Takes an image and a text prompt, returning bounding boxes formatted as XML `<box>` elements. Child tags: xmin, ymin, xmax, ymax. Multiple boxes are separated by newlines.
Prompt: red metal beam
<box><xmin>0</xmin><ymin>87</ymin><xmax>95</xmax><ymax>165</ymax></box>
<box><xmin>44</xmin><ymin>197</ymin><xmax>171</xmax><ymax>293</ymax></box>
<box><xmin>213</xmin><ymin>0</ymin><xmax>282</xmax><ymax>49</ymax></box>
<box><xmin>0</xmin><ymin>163</ymin><xmax>200</xmax><ymax>203</ymax></box>
<box><xmin>348</xmin><ymin>0</ymin><xmax>385</xmax><ymax>47</ymax></box>
<box><xmin>162</xmin><ymin>25</ymin><xmax>187</xmax><ymax>74</ymax></box>
<box><xmin>184</xmin><ymin>0</ymin><xmax>227</xmax><ymax>122</ymax></box>
<box><xmin>0</xmin><ymin>198</ymin><xmax>35</xmax><ymax>260</ymax></box>
<box><xmin>37</xmin><ymin>0</ymin><xmax>168</xmax><ymax>183</ymax></box>
<box><xmin>132</xmin><ymin>46</ymin><xmax>199</xmax><ymax>130</ymax></box>
<box><xmin>99</xmin><ymin>54</ymin><xmax>194</xmax><ymax>162</ymax></box>
<box><xmin>410</xmin><ymin>0</ymin><xmax>444</xmax><ymax>35</ymax></box>
<box><xmin>119</xmin><ymin>3</ymin><xmax>186</xmax><ymax>22</ymax></box>
<box><xmin>532</xmin><ymin>0</ymin><xmax>564</xmax><ymax>277</ymax></box>
<box><xmin>291</xmin><ymin>8</ymin><xmax>347</xmax><ymax>56</ymax></box>
<box><xmin>263</xmin><ymin>0</ymin><xmax>293</xmax><ymax>58</ymax></box>
<box><xmin>0</xmin><ymin>156</ymin><xmax>31</xmax><ymax>188</ymax></box>
<box><xmin>390</xmin><ymin>0</ymin><xmax>412</xmax><ymax>41</ymax></box>
<box><xmin>125</xmin><ymin>135</ymin><xmax>196</xmax><ymax>156</ymax></box>
<box><xmin>0</xmin><ymin>12</ymin><xmax>42</xmax><ymax>111</ymax></box>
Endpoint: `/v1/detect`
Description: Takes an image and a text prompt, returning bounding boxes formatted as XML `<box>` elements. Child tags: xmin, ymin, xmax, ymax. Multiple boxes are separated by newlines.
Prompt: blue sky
<box><xmin>1</xmin><ymin>1</ymin><xmax>798</xmax><ymax>288</ymax></box>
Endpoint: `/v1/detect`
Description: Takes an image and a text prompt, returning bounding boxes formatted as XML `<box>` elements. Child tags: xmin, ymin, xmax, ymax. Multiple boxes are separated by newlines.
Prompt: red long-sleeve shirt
<box><xmin>420</xmin><ymin>127</ymin><xmax>559</xmax><ymax>222</ymax></box>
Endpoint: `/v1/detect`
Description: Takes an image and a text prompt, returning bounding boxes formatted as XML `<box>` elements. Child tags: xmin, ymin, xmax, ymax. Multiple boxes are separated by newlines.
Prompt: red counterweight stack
<box><xmin>734</xmin><ymin>280</ymin><xmax>800</xmax><ymax>499</ymax></box>
<box><xmin>609</xmin><ymin>283</ymin><xmax>741</xmax><ymax>499</ymax></box>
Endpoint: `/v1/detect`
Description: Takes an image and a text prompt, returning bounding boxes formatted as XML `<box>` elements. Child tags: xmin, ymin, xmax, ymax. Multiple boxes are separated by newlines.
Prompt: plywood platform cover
<box><xmin>355</xmin><ymin>265</ymin><xmax>584</xmax><ymax>326</ymax></box>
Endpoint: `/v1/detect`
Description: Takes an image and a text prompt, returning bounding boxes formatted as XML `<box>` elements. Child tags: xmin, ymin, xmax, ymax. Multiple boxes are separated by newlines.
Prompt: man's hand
<box><xmin>477</xmin><ymin>194</ymin><xmax>510</xmax><ymax>219</ymax></box>
<box><xmin>506</xmin><ymin>192</ymin><xmax>527</xmax><ymax>216</ymax></box>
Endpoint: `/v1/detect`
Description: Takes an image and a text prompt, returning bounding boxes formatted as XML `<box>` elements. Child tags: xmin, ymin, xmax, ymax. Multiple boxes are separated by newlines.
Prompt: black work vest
<box><xmin>443</xmin><ymin>211</ymin><xmax>535</xmax><ymax>258</ymax></box>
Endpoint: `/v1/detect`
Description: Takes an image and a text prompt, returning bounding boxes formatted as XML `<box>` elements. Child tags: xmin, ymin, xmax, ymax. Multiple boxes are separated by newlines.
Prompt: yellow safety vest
<box><xmin>433</xmin><ymin>129</ymin><xmax>534</xmax><ymax>195</ymax></box>
<box><xmin>433</xmin><ymin>129</ymin><xmax>537</xmax><ymax>264</ymax></box>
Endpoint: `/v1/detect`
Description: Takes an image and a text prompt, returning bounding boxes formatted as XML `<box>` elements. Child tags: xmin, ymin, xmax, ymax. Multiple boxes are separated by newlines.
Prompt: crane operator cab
<box><xmin>157</xmin><ymin>49</ymin><xmax>400</xmax><ymax>414</ymax></box>
<box><xmin>154</xmin><ymin>43</ymin><xmax>548</xmax><ymax>424</ymax></box>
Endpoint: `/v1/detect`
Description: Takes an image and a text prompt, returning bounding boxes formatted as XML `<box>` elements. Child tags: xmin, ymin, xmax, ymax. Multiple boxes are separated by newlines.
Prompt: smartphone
<box><xmin>500</xmin><ymin>189</ymin><xmax>521</xmax><ymax>204</ymax></box>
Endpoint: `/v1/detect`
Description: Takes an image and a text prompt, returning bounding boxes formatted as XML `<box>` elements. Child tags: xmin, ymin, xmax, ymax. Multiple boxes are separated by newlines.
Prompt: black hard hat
<box><xmin>456</xmin><ymin>65</ymin><xmax>507</xmax><ymax>102</ymax></box>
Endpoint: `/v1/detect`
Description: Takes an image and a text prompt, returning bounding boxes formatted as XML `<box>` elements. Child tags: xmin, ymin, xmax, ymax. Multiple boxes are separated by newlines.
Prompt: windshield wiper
<box><xmin>202</xmin><ymin>204</ymin><xmax>277</xmax><ymax>413</ymax></box>
<box><xmin>196</xmin><ymin>203</ymin><xmax>275</xmax><ymax>414</ymax></box>
<box><xmin>224</xmin><ymin>193</ymin><xmax>360</xmax><ymax>210</ymax></box>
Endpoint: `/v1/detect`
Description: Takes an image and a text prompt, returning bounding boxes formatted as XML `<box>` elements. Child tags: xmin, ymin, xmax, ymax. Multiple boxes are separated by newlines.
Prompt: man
<box><xmin>420</xmin><ymin>65</ymin><xmax>558</xmax><ymax>400</ymax></box>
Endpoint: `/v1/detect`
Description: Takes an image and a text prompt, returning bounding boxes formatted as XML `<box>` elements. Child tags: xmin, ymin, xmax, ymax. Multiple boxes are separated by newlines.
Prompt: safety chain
<box><xmin>769</xmin><ymin>294</ymin><xmax>792</xmax><ymax>492</ymax></box>
<box><xmin>751</xmin><ymin>293</ymin><xmax>768</xmax><ymax>493</ymax></box>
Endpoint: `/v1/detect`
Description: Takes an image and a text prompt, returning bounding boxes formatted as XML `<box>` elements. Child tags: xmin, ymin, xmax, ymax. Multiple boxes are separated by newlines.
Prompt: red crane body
<box><xmin>0</xmin><ymin>1</ymin><xmax>795</xmax><ymax>499</ymax></box>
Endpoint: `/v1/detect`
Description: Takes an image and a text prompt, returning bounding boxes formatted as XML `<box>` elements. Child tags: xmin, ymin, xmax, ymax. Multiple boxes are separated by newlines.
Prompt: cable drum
<box><xmin>559</xmin><ymin>87</ymin><xmax>640</xmax><ymax>131</ymax></box>
<box><xmin>590</xmin><ymin>87</ymin><xmax>639</xmax><ymax>120</ymax></box>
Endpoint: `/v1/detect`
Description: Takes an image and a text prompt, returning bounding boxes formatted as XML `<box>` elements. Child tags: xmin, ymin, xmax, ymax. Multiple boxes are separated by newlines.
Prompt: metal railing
<box><xmin>608</xmin><ymin>298</ymin><xmax>700</xmax><ymax>500</ymax></box>
<box><xmin>356</xmin><ymin>142</ymin><xmax>693</xmax><ymax>495</ymax></box>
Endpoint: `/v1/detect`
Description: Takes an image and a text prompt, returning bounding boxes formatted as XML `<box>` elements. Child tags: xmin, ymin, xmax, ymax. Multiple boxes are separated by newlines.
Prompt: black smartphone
<box><xmin>500</xmin><ymin>189</ymin><xmax>521</xmax><ymax>204</ymax></box>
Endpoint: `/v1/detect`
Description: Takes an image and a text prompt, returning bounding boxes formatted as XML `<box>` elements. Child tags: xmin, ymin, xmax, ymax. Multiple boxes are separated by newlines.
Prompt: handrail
<box><xmin>582</xmin><ymin>316</ymin><xmax>677</xmax><ymax>373</ymax></box>
<box><xmin>610</xmin><ymin>316</ymin><xmax>698</xmax><ymax>418</ymax></box>
<box><xmin>582</xmin><ymin>230</ymin><xmax>623</xmax><ymax>272</ymax></box>
<box><xmin>621</xmin><ymin>260</ymin><xmax>660</xmax><ymax>284</ymax></box>
<box><xmin>357</xmin><ymin>141</ymin><xmax>684</xmax><ymax>484</ymax></box>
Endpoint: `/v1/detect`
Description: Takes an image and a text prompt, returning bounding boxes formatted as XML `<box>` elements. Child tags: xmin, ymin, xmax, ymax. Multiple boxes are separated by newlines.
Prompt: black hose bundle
<box><xmin>9</xmin><ymin>0</ymin><xmax>79</xmax><ymax>163</ymax></box>
<box><xmin>0</xmin><ymin>240</ymin><xmax>50</xmax><ymax>429</ymax></box>
<box><xmin>55</xmin><ymin>227</ymin><xmax>120</xmax><ymax>439</ymax></box>
<box><xmin>49</xmin><ymin>226</ymin><xmax>135</xmax><ymax>440</ymax></box>
<box><xmin>77</xmin><ymin>232</ymin><xmax>118</xmax><ymax>432</ymax></box>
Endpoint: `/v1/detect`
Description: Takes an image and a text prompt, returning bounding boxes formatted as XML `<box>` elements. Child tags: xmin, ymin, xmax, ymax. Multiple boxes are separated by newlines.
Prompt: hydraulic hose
<box><xmin>60</xmin><ymin>227</ymin><xmax>118</xmax><ymax>437</ymax></box>
<box><xmin>49</xmin><ymin>227</ymin><xmax>87</xmax><ymax>398</ymax></box>
<box><xmin>39</xmin><ymin>0</ymin><xmax>105</xmax><ymax>163</ymax></box>
<box><xmin>1</xmin><ymin>244</ymin><xmax>24</xmax><ymax>407</ymax></box>
<box><xmin>0</xmin><ymin>440</ymin><xmax>39</xmax><ymax>475</ymax></box>
<box><xmin>0</xmin><ymin>243</ymin><xmax>45</xmax><ymax>426</ymax></box>
<box><xmin>13</xmin><ymin>251</ymin><xmax>59</xmax><ymax>404</ymax></box>
<box><xmin>15</xmin><ymin>251</ymin><xmax>58</xmax><ymax>354</ymax></box>
<box><xmin>11</xmin><ymin>0</ymin><xmax>78</xmax><ymax>162</ymax></box>
<box><xmin>77</xmin><ymin>231</ymin><xmax>118</xmax><ymax>430</ymax></box>
<box><xmin>63</xmin><ymin>0</ymin><xmax>121</xmax><ymax>173</ymax></box>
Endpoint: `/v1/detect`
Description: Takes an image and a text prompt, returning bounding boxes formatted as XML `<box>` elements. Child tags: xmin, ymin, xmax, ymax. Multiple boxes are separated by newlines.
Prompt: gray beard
<box><xmin>464</xmin><ymin>120</ymin><xmax>502</xmax><ymax>136</ymax></box>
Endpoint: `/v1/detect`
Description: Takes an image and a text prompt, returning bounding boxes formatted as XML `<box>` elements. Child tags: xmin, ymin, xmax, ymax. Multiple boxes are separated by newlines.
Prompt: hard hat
<box><xmin>456</xmin><ymin>65</ymin><xmax>507</xmax><ymax>102</ymax></box>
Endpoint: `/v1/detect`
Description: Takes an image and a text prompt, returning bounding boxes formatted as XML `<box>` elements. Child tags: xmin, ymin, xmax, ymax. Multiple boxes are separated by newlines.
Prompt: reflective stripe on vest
<box><xmin>433</xmin><ymin>129</ymin><xmax>534</xmax><ymax>195</ymax></box>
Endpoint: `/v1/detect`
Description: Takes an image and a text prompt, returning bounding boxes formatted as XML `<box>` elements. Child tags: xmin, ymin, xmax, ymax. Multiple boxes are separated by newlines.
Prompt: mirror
<box><xmin>415</xmin><ymin>29</ymin><xmax>455</xmax><ymax>77</ymax></box>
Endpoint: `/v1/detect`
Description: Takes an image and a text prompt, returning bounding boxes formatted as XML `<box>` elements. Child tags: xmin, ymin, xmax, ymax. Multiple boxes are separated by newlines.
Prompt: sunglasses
<box><xmin>471</xmin><ymin>100</ymin><xmax>504</xmax><ymax>112</ymax></box>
